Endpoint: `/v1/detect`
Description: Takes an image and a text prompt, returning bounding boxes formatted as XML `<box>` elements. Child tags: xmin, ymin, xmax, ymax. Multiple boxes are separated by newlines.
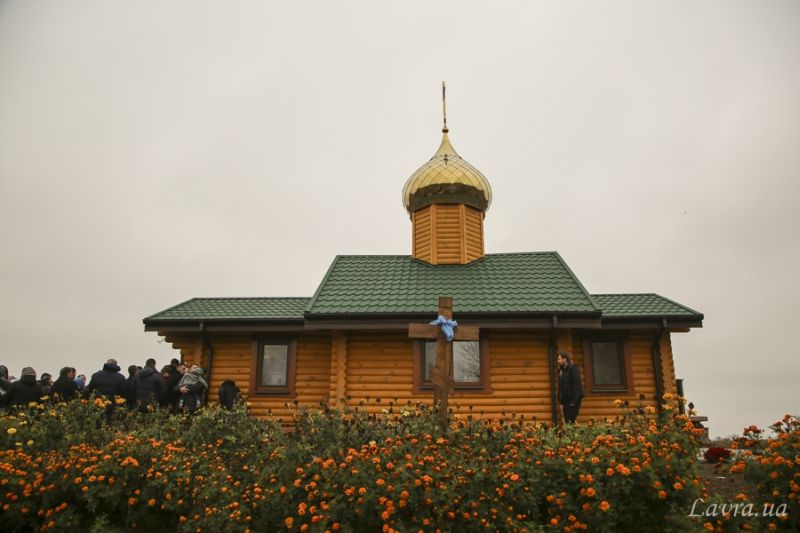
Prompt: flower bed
<box><xmin>701</xmin><ymin>415</ymin><xmax>799</xmax><ymax>532</ymax></box>
<box><xmin>1</xmin><ymin>398</ymin><xmax>712</xmax><ymax>532</ymax></box>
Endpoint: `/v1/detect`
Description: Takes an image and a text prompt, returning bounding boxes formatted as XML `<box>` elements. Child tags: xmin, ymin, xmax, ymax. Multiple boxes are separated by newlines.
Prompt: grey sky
<box><xmin>1</xmin><ymin>1</ymin><xmax>798</xmax><ymax>437</ymax></box>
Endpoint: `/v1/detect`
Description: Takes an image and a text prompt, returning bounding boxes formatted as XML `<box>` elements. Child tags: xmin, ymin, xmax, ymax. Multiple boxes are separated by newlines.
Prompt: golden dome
<box><xmin>402</xmin><ymin>128</ymin><xmax>492</xmax><ymax>214</ymax></box>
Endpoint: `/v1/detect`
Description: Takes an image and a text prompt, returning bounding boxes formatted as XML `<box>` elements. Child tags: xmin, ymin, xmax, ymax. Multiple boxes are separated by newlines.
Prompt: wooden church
<box><xmin>143</xmin><ymin>95</ymin><xmax>703</xmax><ymax>425</ymax></box>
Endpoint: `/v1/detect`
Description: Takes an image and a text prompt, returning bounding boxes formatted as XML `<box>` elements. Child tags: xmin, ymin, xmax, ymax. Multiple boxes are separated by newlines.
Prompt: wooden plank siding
<box><xmin>164</xmin><ymin>328</ymin><xmax>679</xmax><ymax>426</ymax></box>
<box><xmin>412</xmin><ymin>206</ymin><xmax>432</xmax><ymax>263</ymax></box>
<box><xmin>433</xmin><ymin>205</ymin><xmax>462</xmax><ymax>264</ymax></box>
<box><xmin>464</xmin><ymin>206</ymin><xmax>484</xmax><ymax>262</ymax></box>
<box><xmin>568</xmin><ymin>331</ymin><xmax>667</xmax><ymax>422</ymax></box>
<box><xmin>411</xmin><ymin>204</ymin><xmax>485</xmax><ymax>265</ymax></box>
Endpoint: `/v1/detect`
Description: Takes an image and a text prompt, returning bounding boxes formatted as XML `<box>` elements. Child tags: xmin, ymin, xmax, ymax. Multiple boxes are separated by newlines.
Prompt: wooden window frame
<box><xmin>582</xmin><ymin>335</ymin><xmax>634</xmax><ymax>395</ymax></box>
<box><xmin>250</xmin><ymin>338</ymin><xmax>297</xmax><ymax>397</ymax></box>
<box><xmin>412</xmin><ymin>333</ymin><xmax>492</xmax><ymax>394</ymax></box>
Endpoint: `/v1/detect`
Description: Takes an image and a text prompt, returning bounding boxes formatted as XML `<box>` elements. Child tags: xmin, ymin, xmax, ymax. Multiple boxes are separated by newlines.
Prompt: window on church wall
<box><xmin>251</xmin><ymin>339</ymin><xmax>297</xmax><ymax>396</ymax></box>
<box><xmin>261</xmin><ymin>345</ymin><xmax>288</xmax><ymax>386</ymax></box>
<box><xmin>413</xmin><ymin>336</ymin><xmax>491</xmax><ymax>393</ymax></box>
<box><xmin>582</xmin><ymin>337</ymin><xmax>633</xmax><ymax>394</ymax></box>
<box><xmin>423</xmin><ymin>341</ymin><xmax>481</xmax><ymax>384</ymax></box>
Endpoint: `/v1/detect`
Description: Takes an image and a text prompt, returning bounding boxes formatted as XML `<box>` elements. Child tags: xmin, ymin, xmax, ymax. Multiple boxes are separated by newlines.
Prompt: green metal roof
<box><xmin>591</xmin><ymin>293</ymin><xmax>703</xmax><ymax>319</ymax></box>
<box><xmin>144</xmin><ymin>297</ymin><xmax>310</xmax><ymax>322</ymax></box>
<box><xmin>142</xmin><ymin>258</ymin><xmax>703</xmax><ymax>325</ymax></box>
<box><xmin>305</xmin><ymin>253</ymin><xmax>599</xmax><ymax>316</ymax></box>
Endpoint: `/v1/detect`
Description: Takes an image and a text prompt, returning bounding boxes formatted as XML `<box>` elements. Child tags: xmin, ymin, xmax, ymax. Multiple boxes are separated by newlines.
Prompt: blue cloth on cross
<box><xmin>430</xmin><ymin>315</ymin><xmax>458</xmax><ymax>341</ymax></box>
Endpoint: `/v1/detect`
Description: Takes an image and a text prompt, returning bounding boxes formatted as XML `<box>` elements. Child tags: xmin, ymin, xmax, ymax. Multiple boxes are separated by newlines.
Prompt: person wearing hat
<box><xmin>2</xmin><ymin>367</ymin><xmax>44</xmax><ymax>408</ymax></box>
<box><xmin>557</xmin><ymin>352</ymin><xmax>584</xmax><ymax>424</ymax></box>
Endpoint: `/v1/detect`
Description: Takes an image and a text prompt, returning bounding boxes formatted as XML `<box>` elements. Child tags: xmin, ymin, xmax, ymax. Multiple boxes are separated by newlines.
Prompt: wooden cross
<box><xmin>408</xmin><ymin>296</ymin><xmax>480</xmax><ymax>430</ymax></box>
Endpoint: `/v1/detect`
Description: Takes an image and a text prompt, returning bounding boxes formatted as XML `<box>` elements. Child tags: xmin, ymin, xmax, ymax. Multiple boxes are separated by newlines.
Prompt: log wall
<box><xmin>165</xmin><ymin>328</ymin><xmax>680</xmax><ymax>426</ymax></box>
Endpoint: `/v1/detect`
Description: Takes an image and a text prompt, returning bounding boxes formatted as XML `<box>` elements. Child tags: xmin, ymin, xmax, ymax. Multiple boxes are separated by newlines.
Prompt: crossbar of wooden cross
<box><xmin>408</xmin><ymin>296</ymin><xmax>480</xmax><ymax>430</ymax></box>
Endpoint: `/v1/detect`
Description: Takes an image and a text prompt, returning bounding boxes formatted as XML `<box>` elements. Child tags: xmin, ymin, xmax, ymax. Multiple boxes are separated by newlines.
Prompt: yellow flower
<box><xmin>7</xmin><ymin>428</ymin><xmax>16</xmax><ymax>435</ymax></box>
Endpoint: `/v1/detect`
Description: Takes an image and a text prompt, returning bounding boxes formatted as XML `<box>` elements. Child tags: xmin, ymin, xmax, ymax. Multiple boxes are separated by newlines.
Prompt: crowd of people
<box><xmin>0</xmin><ymin>359</ymin><xmax>241</xmax><ymax>412</ymax></box>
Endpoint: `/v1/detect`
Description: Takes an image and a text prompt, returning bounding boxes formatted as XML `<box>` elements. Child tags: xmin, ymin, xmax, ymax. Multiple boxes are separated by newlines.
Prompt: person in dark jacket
<box><xmin>218</xmin><ymin>379</ymin><xmax>240</xmax><ymax>409</ymax></box>
<box><xmin>3</xmin><ymin>367</ymin><xmax>43</xmax><ymax>408</ymax></box>
<box><xmin>557</xmin><ymin>352</ymin><xmax>584</xmax><ymax>424</ymax></box>
<box><xmin>50</xmin><ymin>367</ymin><xmax>78</xmax><ymax>402</ymax></box>
<box><xmin>121</xmin><ymin>365</ymin><xmax>139</xmax><ymax>409</ymax></box>
<box><xmin>165</xmin><ymin>363</ymin><xmax>185</xmax><ymax>410</ymax></box>
<box><xmin>0</xmin><ymin>365</ymin><xmax>11</xmax><ymax>400</ymax></box>
<box><xmin>39</xmin><ymin>373</ymin><xmax>54</xmax><ymax>396</ymax></box>
<box><xmin>85</xmin><ymin>359</ymin><xmax>126</xmax><ymax>399</ymax></box>
<box><xmin>133</xmin><ymin>358</ymin><xmax>166</xmax><ymax>412</ymax></box>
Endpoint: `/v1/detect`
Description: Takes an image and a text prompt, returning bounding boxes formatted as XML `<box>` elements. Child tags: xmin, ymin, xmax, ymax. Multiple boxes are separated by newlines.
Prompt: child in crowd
<box><xmin>175</xmin><ymin>364</ymin><xmax>207</xmax><ymax>412</ymax></box>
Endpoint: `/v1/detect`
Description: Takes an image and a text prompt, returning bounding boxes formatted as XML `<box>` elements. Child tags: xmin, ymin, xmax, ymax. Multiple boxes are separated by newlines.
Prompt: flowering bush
<box><xmin>0</xmin><ymin>397</ymin><xmax>709</xmax><ymax>532</ymax></box>
<box><xmin>704</xmin><ymin>447</ymin><xmax>732</xmax><ymax>464</ymax></box>
<box><xmin>702</xmin><ymin>415</ymin><xmax>799</xmax><ymax>532</ymax></box>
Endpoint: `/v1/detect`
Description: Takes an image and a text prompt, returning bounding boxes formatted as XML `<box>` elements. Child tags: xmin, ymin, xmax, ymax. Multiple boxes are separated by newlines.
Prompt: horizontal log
<box><xmin>408</xmin><ymin>323</ymin><xmax>480</xmax><ymax>341</ymax></box>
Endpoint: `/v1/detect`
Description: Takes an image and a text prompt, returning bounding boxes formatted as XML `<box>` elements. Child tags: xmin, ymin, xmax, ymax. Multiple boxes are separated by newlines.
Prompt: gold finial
<box><xmin>441</xmin><ymin>81</ymin><xmax>448</xmax><ymax>133</ymax></box>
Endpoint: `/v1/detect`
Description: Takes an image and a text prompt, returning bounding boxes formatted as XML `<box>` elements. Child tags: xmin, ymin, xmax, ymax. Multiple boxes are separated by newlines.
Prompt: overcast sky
<box><xmin>1</xmin><ymin>1</ymin><xmax>798</xmax><ymax>438</ymax></box>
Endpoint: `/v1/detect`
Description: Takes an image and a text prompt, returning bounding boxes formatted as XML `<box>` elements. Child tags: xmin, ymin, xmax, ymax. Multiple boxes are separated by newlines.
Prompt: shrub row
<box><xmin>0</xmin><ymin>397</ymin><xmax>764</xmax><ymax>532</ymax></box>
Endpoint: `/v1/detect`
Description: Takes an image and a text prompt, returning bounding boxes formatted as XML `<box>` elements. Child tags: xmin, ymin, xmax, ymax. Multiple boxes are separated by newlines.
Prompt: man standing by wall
<box><xmin>557</xmin><ymin>352</ymin><xmax>583</xmax><ymax>424</ymax></box>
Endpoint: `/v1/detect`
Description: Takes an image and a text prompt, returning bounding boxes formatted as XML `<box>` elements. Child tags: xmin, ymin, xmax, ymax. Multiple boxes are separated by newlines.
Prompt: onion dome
<box><xmin>402</xmin><ymin>127</ymin><xmax>492</xmax><ymax>214</ymax></box>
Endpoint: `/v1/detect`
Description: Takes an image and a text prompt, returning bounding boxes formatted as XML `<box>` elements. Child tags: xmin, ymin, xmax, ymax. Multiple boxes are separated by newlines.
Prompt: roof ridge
<box><xmin>187</xmin><ymin>296</ymin><xmax>311</xmax><ymax>301</ymax></box>
<box><xmin>551</xmin><ymin>252</ymin><xmax>600</xmax><ymax>311</ymax></box>
<box><xmin>306</xmin><ymin>255</ymin><xmax>342</xmax><ymax>314</ymax></box>
<box><xmin>332</xmin><ymin>251</ymin><xmax>560</xmax><ymax>259</ymax></box>
<box><xmin>592</xmin><ymin>293</ymin><xmax>658</xmax><ymax>297</ymax></box>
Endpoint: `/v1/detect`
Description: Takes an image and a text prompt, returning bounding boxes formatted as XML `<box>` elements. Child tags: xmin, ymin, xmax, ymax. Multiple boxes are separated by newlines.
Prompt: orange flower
<box><xmin>585</xmin><ymin>487</ymin><xmax>595</xmax><ymax>498</ymax></box>
<box><xmin>599</xmin><ymin>501</ymin><xmax>610</xmax><ymax>512</ymax></box>
<box><xmin>673</xmin><ymin>482</ymin><xmax>683</xmax><ymax>491</ymax></box>
<box><xmin>703</xmin><ymin>523</ymin><xmax>714</xmax><ymax>531</ymax></box>
<box><xmin>284</xmin><ymin>517</ymin><xmax>294</xmax><ymax>528</ymax></box>
<box><xmin>658</xmin><ymin>490</ymin><xmax>667</xmax><ymax>500</ymax></box>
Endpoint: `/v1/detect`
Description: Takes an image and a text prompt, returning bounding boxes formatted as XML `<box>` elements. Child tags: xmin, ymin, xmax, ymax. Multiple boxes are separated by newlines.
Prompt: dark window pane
<box><xmin>423</xmin><ymin>342</ymin><xmax>436</xmax><ymax>381</ymax></box>
<box><xmin>454</xmin><ymin>341</ymin><xmax>480</xmax><ymax>383</ymax></box>
<box><xmin>261</xmin><ymin>344</ymin><xmax>288</xmax><ymax>386</ymax></box>
<box><xmin>591</xmin><ymin>341</ymin><xmax>623</xmax><ymax>386</ymax></box>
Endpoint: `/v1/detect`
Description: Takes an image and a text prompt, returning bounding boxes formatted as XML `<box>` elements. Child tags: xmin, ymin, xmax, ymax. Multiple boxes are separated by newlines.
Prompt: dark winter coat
<box><xmin>3</xmin><ymin>375</ymin><xmax>44</xmax><ymax>407</ymax></box>
<box><xmin>133</xmin><ymin>367</ymin><xmax>166</xmax><ymax>411</ymax></box>
<box><xmin>165</xmin><ymin>370</ymin><xmax>183</xmax><ymax>408</ymax></box>
<box><xmin>558</xmin><ymin>363</ymin><xmax>584</xmax><ymax>405</ymax></box>
<box><xmin>85</xmin><ymin>363</ymin><xmax>126</xmax><ymax>398</ymax></box>
<box><xmin>50</xmin><ymin>376</ymin><xmax>79</xmax><ymax>402</ymax></box>
<box><xmin>121</xmin><ymin>376</ymin><xmax>137</xmax><ymax>408</ymax></box>
<box><xmin>218</xmin><ymin>380</ymin><xmax>240</xmax><ymax>409</ymax></box>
